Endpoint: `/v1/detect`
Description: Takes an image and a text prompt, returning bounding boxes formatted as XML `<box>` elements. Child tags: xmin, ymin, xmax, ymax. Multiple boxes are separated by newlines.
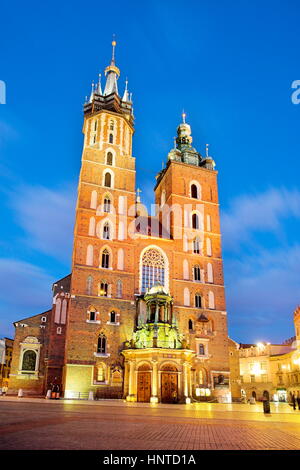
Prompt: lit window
<box><xmin>141</xmin><ymin>248</ymin><xmax>165</xmax><ymax>293</ymax></box>
<box><xmin>99</xmin><ymin>282</ymin><xmax>108</xmax><ymax>297</ymax></box>
<box><xmin>97</xmin><ymin>364</ymin><xmax>105</xmax><ymax>382</ymax></box>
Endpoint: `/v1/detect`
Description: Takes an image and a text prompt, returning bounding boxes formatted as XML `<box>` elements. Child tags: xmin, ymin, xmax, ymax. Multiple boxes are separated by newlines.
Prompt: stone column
<box><xmin>126</xmin><ymin>360</ymin><xmax>136</xmax><ymax>402</ymax></box>
<box><xmin>183</xmin><ymin>362</ymin><xmax>191</xmax><ymax>403</ymax></box>
<box><xmin>150</xmin><ymin>360</ymin><xmax>158</xmax><ymax>403</ymax></box>
<box><xmin>155</xmin><ymin>304</ymin><xmax>159</xmax><ymax>323</ymax></box>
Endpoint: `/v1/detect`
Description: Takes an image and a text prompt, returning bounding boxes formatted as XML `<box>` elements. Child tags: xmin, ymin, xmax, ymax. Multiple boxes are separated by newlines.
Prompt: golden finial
<box><xmin>112</xmin><ymin>34</ymin><xmax>116</xmax><ymax>62</ymax></box>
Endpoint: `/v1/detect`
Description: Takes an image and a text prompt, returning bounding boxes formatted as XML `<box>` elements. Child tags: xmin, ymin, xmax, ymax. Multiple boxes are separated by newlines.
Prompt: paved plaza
<box><xmin>1</xmin><ymin>397</ymin><xmax>300</xmax><ymax>450</ymax></box>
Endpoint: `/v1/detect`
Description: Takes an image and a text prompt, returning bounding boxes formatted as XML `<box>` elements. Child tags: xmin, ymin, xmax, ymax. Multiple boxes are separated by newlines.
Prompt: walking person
<box><xmin>297</xmin><ymin>392</ymin><xmax>300</xmax><ymax>411</ymax></box>
<box><xmin>291</xmin><ymin>392</ymin><xmax>296</xmax><ymax>410</ymax></box>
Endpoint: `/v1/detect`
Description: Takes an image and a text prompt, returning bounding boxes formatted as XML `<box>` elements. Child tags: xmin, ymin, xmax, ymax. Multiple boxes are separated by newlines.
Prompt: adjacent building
<box><xmin>238</xmin><ymin>306</ymin><xmax>300</xmax><ymax>402</ymax></box>
<box><xmin>0</xmin><ymin>337</ymin><xmax>14</xmax><ymax>390</ymax></box>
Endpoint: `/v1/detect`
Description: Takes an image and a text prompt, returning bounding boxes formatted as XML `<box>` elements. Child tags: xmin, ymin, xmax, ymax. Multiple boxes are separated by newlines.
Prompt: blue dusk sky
<box><xmin>0</xmin><ymin>0</ymin><xmax>300</xmax><ymax>343</ymax></box>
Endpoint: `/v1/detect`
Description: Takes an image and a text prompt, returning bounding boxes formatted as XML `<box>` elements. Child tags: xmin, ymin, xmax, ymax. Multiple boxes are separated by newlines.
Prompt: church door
<box><xmin>161</xmin><ymin>364</ymin><xmax>178</xmax><ymax>403</ymax></box>
<box><xmin>137</xmin><ymin>365</ymin><xmax>151</xmax><ymax>402</ymax></box>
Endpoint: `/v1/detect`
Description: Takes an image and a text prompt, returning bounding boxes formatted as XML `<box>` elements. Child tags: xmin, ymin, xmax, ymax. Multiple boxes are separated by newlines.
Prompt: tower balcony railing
<box><xmin>135</xmin><ymin>341</ymin><xmax>182</xmax><ymax>350</ymax></box>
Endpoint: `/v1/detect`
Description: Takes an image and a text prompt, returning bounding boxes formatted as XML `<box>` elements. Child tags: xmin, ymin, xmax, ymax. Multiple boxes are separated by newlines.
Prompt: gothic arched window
<box><xmin>104</xmin><ymin>172</ymin><xmax>111</xmax><ymax>187</ymax></box>
<box><xmin>141</xmin><ymin>248</ymin><xmax>165</xmax><ymax>293</ymax></box>
<box><xmin>104</xmin><ymin>197</ymin><xmax>111</xmax><ymax>213</ymax></box>
<box><xmin>192</xmin><ymin>213</ymin><xmax>199</xmax><ymax>229</ymax></box>
<box><xmin>194</xmin><ymin>265</ymin><xmax>201</xmax><ymax>281</ymax></box>
<box><xmin>110</xmin><ymin>311</ymin><xmax>116</xmax><ymax>323</ymax></box>
<box><xmin>193</xmin><ymin>238</ymin><xmax>200</xmax><ymax>254</ymax></box>
<box><xmin>106</xmin><ymin>152</ymin><xmax>113</xmax><ymax>166</ymax></box>
<box><xmin>195</xmin><ymin>294</ymin><xmax>202</xmax><ymax>308</ymax></box>
<box><xmin>103</xmin><ymin>222</ymin><xmax>110</xmax><ymax>240</ymax></box>
<box><xmin>89</xmin><ymin>307</ymin><xmax>96</xmax><ymax>322</ymax></box>
<box><xmin>97</xmin><ymin>335</ymin><xmax>106</xmax><ymax>354</ymax></box>
<box><xmin>191</xmin><ymin>184</ymin><xmax>198</xmax><ymax>199</ymax></box>
<box><xmin>101</xmin><ymin>249</ymin><xmax>110</xmax><ymax>269</ymax></box>
<box><xmin>22</xmin><ymin>350</ymin><xmax>37</xmax><ymax>371</ymax></box>
<box><xmin>188</xmin><ymin>319</ymin><xmax>193</xmax><ymax>330</ymax></box>
<box><xmin>109</xmin><ymin>134</ymin><xmax>114</xmax><ymax>144</ymax></box>
<box><xmin>99</xmin><ymin>282</ymin><xmax>108</xmax><ymax>297</ymax></box>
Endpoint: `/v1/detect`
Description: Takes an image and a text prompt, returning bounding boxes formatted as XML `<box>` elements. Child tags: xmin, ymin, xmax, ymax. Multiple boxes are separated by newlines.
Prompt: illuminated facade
<box><xmin>238</xmin><ymin>307</ymin><xmax>300</xmax><ymax>401</ymax></box>
<box><xmin>8</xmin><ymin>41</ymin><xmax>232</xmax><ymax>403</ymax></box>
<box><xmin>0</xmin><ymin>338</ymin><xmax>13</xmax><ymax>390</ymax></box>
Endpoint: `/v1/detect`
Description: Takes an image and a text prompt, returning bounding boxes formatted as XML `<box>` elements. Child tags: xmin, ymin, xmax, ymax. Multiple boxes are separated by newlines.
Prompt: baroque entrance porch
<box><xmin>122</xmin><ymin>348</ymin><xmax>195</xmax><ymax>404</ymax></box>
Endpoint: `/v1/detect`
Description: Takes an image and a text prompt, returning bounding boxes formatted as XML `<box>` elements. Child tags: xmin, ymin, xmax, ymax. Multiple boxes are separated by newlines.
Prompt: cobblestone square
<box><xmin>1</xmin><ymin>398</ymin><xmax>300</xmax><ymax>451</ymax></box>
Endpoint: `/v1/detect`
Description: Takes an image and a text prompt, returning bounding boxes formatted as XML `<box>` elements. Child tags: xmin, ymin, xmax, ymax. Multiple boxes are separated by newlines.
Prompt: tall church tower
<box><xmin>63</xmin><ymin>41</ymin><xmax>137</xmax><ymax>397</ymax></box>
<box><xmin>152</xmin><ymin>114</ymin><xmax>230</xmax><ymax>397</ymax></box>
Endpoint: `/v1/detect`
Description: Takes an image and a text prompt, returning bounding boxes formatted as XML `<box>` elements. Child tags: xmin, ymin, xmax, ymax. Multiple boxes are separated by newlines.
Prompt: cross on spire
<box><xmin>136</xmin><ymin>188</ymin><xmax>142</xmax><ymax>203</ymax></box>
<box><xmin>111</xmin><ymin>34</ymin><xmax>116</xmax><ymax>64</ymax></box>
<box><xmin>206</xmin><ymin>144</ymin><xmax>209</xmax><ymax>157</ymax></box>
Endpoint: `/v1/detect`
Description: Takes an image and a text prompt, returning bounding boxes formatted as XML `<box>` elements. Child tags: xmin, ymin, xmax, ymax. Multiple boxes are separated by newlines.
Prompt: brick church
<box><xmin>8</xmin><ymin>41</ymin><xmax>232</xmax><ymax>403</ymax></box>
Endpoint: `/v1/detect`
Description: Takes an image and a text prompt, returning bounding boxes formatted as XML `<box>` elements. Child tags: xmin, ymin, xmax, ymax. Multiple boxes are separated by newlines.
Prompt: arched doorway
<box><xmin>161</xmin><ymin>364</ymin><xmax>178</xmax><ymax>403</ymax></box>
<box><xmin>137</xmin><ymin>364</ymin><xmax>151</xmax><ymax>402</ymax></box>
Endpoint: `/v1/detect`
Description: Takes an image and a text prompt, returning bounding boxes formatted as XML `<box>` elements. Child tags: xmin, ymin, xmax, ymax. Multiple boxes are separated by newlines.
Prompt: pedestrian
<box><xmin>291</xmin><ymin>392</ymin><xmax>296</xmax><ymax>410</ymax></box>
<box><xmin>297</xmin><ymin>392</ymin><xmax>300</xmax><ymax>411</ymax></box>
<box><xmin>2</xmin><ymin>384</ymin><xmax>8</xmax><ymax>396</ymax></box>
<box><xmin>51</xmin><ymin>377</ymin><xmax>60</xmax><ymax>400</ymax></box>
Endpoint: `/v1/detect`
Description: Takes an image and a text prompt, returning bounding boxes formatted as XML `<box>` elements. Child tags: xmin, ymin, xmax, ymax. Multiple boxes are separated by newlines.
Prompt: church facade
<box><xmin>8</xmin><ymin>41</ymin><xmax>231</xmax><ymax>403</ymax></box>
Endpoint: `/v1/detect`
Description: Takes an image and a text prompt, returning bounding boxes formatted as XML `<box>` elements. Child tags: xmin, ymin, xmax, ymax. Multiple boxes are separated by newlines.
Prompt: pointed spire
<box><xmin>122</xmin><ymin>78</ymin><xmax>130</xmax><ymax>102</ymax></box>
<box><xmin>104</xmin><ymin>36</ymin><xmax>120</xmax><ymax>96</ymax></box>
<box><xmin>96</xmin><ymin>73</ymin><xmax>102</xmax><ymax>95</ymax></box>
<box><xmin>182</xmin><ymin>110</ymin><xmax>186</xmax><ymax>124</ymax></box>
<box><xmin>136</xmin><ymin>188</ymin><xmax>142</xmax><ymax>203</ymax></box>
<box><xmin>89</xmin><ymin>81</ymin><xmax>95</xmax><ymax>103</ymax></box>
